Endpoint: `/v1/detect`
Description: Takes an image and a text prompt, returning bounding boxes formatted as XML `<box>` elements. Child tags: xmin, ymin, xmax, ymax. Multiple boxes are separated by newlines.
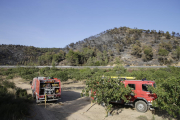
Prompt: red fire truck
<box><xmin>111</xmin><ymin>79</ymin><xmax>157</xmax><ymax>112</ymax></box>
<box><xmin>31</xmin><ymin>77</ymin><xmax>61</xmax><ymax>103</ymax></box>
<box><xmin>92</xmin><ymin>77</ymin><xmax>157</xmax><ymax>113</ymax></box>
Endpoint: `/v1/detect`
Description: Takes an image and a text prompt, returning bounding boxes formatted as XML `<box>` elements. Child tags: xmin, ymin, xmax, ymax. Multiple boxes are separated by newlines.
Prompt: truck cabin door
<box><xmin>140</xmin><ymin>84</ymin><xmax>152</xmax><ymax>99</ymax></box>
<box><xmin>126</xmin><ymin>83</ymin><xmax>137</xmax><ymax>101</ymax></box>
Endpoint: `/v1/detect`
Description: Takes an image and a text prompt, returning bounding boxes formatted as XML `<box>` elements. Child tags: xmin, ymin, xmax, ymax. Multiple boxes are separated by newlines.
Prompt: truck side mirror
<box><xmin>130</xmin><ymin>92</ymin><xmax>134</xmax><ymax>96</ymax></box>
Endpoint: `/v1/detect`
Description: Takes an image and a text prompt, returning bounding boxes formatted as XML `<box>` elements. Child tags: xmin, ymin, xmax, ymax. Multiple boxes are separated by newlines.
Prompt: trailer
<box><xmin>31</xmin><ymin>77</ymin><xmax>61</xmax><ymax>103</ymax></box>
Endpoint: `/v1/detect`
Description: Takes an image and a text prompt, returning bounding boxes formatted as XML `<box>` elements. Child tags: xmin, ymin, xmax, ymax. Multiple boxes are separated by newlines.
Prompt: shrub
<box><xmin>79</xmin><ymin>68</ymin><xmax>93</xmax><ymax>79</ymax></box>
<box><xmin>0</xmin><ymin>85</ymin><xmax>8</xmax><ymax>95</ymax></box>
<box><xmin>82</xmin><ymin>77</ymin><xmax>133</xmax><ymax>116</ymax></box>
<box><xmin>142</xmin><ymin>46</ymin><xmax>153</xmax><ymax>61</ymax></box>
<box><xmin>131</xmin><ymin>45</ymin><xmax>142</xmax><ymax>58</ymax></box>
<box><xmin>16</xmin><ymin>88</ymin><xmax>28</xmax><ymax>98</ymax></box>
<box><xmin>0</xmin><ymin>85</ymin><xmax>30</xmax><ymax>120</ymax></box>
<box><xmin>113</xmin><ymin>65</ymin><xmax>127</xmax><ymax>75</ymax></box>
<box><xmin>2</xmin><ymin>80</ymin><xmax>15</xmax><ymax>89</ymax></box>
<box><xmin>40</xmin><ymin>67</ymin><xmax>51</xmax><ymax>75</ymax></box>
<box><xmin>6</xmin><ymin>74</ymin><xmax>14</xmax><ymax>79</ymax></box>
<box><xmin>51</xmin><ymin>71</ymin><xmax>68</xmax><ymax>81</ymax></box>
<box><xmin>149</xmin><ymin>77</ymin><xmax>180</xmax><ymax>117</ymax></box>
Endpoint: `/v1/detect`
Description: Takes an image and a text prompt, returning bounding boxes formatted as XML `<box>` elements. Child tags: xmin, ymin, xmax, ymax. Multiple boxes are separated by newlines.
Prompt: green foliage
<box><xmin>2</xmin><ymin>80</ymin><xmax>15</xmax><ymax>89</ymax></box>
<box><xmin>172</xmin><ymin>46</ymin><xmax>180</xmax><ymax>60</ymax></box>
<box><xmin>40</xmin><ymin>67</ymin><xmax>51</xmax><ymax>75</ymax></box>
<box><xmin>16</xmin><ymin>88</ymin><xmax>28</xmax><ymax>98</ymax></box>
<box><xmin>158</xmin><ymin>48</ymin><xmax>169</xmax><ymax>56</ymax></box>
<box><xmin>159</xmin><ymin>41</ymin><xmax>172</xmax><ymax>52</ymax></box>
<box><xmin>18</xmin><ymin>67</ymin><xmax>39</xmax><ymax>81</ymax></box>
<box><xmin>0</xmin><ymin>85</ymin><xmax>8</xmax><ymax>95</ymax></box>
<box><xmin>66</xmin><ymin>50</ymin><xmax>81</xmax><ymax>66</ymax></box>
<box><xmin>114</xmin><ymin>57</ymin><xmax>122</xmax><ymax>65</ymax></box>
<box><xmin>84</xmin><ymin>50</ymin><xmax>109</xmax><ymax>66</ymax></box>
<box><xmin>142</xmin><ymin>46</ymin><xmax>153</xmax><ymax>61</ymax></box>
<box><xmin>6</xmin><ymin>74</ymin><xmax>14</xmax><ymax>79</ymax></box>
<box><xmin>38</xmin><ymin>51</ymin><xmax>65</xmax><ymax>65</ymax></box>
<box><xmin>2</xmin><ymin>68</ymin><xmax>16</xmax><ymax>76</ymax></box>
<box><xmin>113</xmin><ymin>65</ymin><xmax>127</xmax><ymax>75</ymax></box>
<box><xmin>0</xmin><ymin>81</ymin><xmax>31</xmax><ymax>120</ymax></box>
<box><xmin>50</xmin><ymin>71</ymin><xmax>68</xmax><ymax>81</ymax></box>
<box><xmin>79</xmin><ymin>68</ymin><xmax>93</xmax><ymax>79</ymax></box>
<box><xmin>131</xmin><ymin>43</ymin><xmax>142</xmax><ymax>58</ymax></box>
<box><xmin>2</xmin><ymin>65</ymin><xmax>180</xmax><ymax>117</ymax></box>
<box><xmin>149</xmin><ymin>77</ymin><xmax>180</xmax><ymax>117</ymax></box>
<box><xmin>115</xmin><ymin>43</ymin><xmax>124</xmax><ymax>53</ymax></box>
<box><xmin>52</xmin><ymin>60</ymin><xmax>55</xmax><ymax>67</ymax></box>
<box><xmin>165</xmin><ymin>31</ymin><xmax>171</xmax><ymax>39</ymax></box>
<box><xmin>81</xmin><ymin>77</ymin><xmax>133</xmax><ymax>115</ymax></box>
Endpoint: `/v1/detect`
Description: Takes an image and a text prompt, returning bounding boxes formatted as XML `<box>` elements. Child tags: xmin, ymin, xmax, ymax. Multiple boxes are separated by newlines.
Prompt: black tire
<box><xmin>32</xmin><ymin>90</ymin><xmax>35</xmax><ymax>99</ymax></box>
<box><xmin>135</xmin><ymin>100</ymin><xmax>148</xmax><ymax>113</ymax></box>
<box><xmin>36</xmin><ymin>95</ymin><xmax>40</xmax><ymax>104</ymax></box>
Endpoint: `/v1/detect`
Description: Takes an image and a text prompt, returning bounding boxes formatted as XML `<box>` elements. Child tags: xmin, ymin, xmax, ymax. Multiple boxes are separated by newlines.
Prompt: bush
<box><xmin>158</xmin><ymin>48</ymin><xmax>169</xmax><ymax>56</ymax></box>
<box><xmin>0</xmin><ymin>84</ymin><xmax>30</xmax><ymax>120</ymax></box>
<box><xmin>142</xmin><ymin>46</ymin><xmax>153</xmax><ymax>61</ymax></box>
<box><xmin>6</xmin><ymin>74</ymin><xmax>14</xmax><ymax>79</ymax></box>
<box><xmin>0</xmin><ymin>85</ymin><xmax>8</xmax><ymax>95</ymax></box>
<box><xmin>79</xmin><ymin>68</ymin><xmax>93</xmax><ymax>79</ymax></box>
<box><xmin>51</xmin><ymin>71</ymin><xmax>68</xmax><ymax>81</ymax></box>
<box><xmin>113</xmin><ymin>65</ymin><xmax>127</xmax><ymax>75</ymax></box>
<box><xmin>2</xmin><ymin>80</ymin><xmax>16</xmax><ymax>89</ymax></box>
<box><xmin>149</xmin><ymin>77</ymin><xmax>180</xmax><ymax>117</ymax></box>
<box><xmin>40</xmin><ymin>67</ymin><xmax>51</xmax><ymax>75</ymax></box>
<box><xmin>82</xmin><ymin>77</ymin><xmax>133</xmax><ymax>116</ymax></box>
<box><xmin>16</xmin><ymin>88</ymin><xmax>28</xmax><ymax>98</ymax></box>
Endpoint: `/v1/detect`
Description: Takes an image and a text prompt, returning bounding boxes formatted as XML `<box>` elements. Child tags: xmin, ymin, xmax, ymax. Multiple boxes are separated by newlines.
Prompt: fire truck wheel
<box><xmin>135</xmin><ymin>100</ymin><xmax>148</xmax><ymax>113</ymax></box>
<box><xmin>32</xmin><ymin>91</ymin><xmax>35</xmax><ymax>99</ymax></box>
<box><xmin>36</xmin><ymin>95</ymin><xmax>40</xmax><ymax>104</ymax></box>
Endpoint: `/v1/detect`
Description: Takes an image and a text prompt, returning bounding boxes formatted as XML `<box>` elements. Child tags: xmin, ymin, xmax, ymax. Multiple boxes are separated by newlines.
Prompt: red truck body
<box><xmin>31</xmin><ymin>77</ymin><xmax>61</xmax><ymax>103</ymax></box>
<box><xmin>92</xmin><ymin>79</ymin><xmax>157</xmax><ymax>112</ymax></box>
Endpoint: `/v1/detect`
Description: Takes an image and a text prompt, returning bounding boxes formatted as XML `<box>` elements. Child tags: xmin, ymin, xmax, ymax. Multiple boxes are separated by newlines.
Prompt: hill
<box><xmin>1</xmin><ymin>26</ymin><xmax>180</xmax><ymax>66</ymax></box>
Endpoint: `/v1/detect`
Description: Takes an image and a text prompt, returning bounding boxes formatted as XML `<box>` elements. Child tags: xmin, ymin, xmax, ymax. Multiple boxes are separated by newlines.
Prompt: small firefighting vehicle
<box><xmin>31</xmin><ymin>77</ymin><xmax>61</xmax><ymax>103</ymax></box>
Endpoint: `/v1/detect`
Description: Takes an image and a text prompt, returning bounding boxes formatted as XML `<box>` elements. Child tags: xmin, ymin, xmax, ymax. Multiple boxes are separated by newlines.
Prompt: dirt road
<box><xmin>13</xmin><ymin>78</ymin><xmax>176</xmax><ymax>120</ymax></box>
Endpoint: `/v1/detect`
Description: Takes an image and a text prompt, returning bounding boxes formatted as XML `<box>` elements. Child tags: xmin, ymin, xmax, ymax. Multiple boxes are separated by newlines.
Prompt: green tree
<box><xmin>158</xmin><ymin>48</ymin><xmax>169</xmax><ymax>64</ymax></box>
<box><xmin>159</xmin><ymin>41</ymin><xmax>172</xmax><ymax>52</ymax></box>
<box><xmin>86</xmin><ymin>57</ymin><xmax>94</xmax><ymax>66</ymax></box>
<box><xmin>81</xmin><ymin>77</ymin><xmax>133</xmax><ymax>116</ymax></box>
<box><xmin>131</xmin><ymin>44</ymin><xmax>142</xmax><ymax>58</ymax></box>
<box><xmin>66</xmin><ymin>50</ymin><xmax>80</xmax><ymax>66</ymax></box>
<box><xmin>173</xmin><ymin>40</ymin><xmax>179</xmax><ymax>49</ymax></box>
<box><xmin>165</xmin><ymin>31</ymin><xmax>171</xmax><ymax>39</ymax></box>
<box><xmin>172</xmin><ymin>31</ymin><xmax>175</xmax><ymax>37</ymax></box>
<box><xmin>142</xmin><ymin>46</ymin><xmax>153</xmax><ymax>61</ymax></box>
<box><xmin>149</xmin><ymin>77</ymin><xmax>180</xmax><ymax>117</ymax></box>
<box><xmin>172</xmin><ymin>46</ymin><xmax>180</xmax><ymax>60</ymax></box>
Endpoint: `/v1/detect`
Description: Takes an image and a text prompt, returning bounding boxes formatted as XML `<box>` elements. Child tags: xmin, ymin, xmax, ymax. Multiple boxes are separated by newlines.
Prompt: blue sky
<box><xmin>0</xmin><ymin>0</ymin><xmax>180</xmax><ymax>48</ymax></box>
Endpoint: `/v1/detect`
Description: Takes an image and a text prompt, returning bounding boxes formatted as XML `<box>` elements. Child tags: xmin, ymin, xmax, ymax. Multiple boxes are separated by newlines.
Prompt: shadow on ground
<box><xmin>27</xmin><ymin>90</ymin><xmax>91</xmax><ymax>120</ymax></box>
<box><xmin>110</xmin><ymin>104</ymin><xmax>134</xmax><ymax>114</ymax></box>
<box><xmin>151</xmin><ymin>108</ymin><xmax>180</xmax><ymax>120</ymax></box>
<box><xmin>61</xmin><ymin>87</ymin><xmax>85</xmax><ymax>91</ymax></box>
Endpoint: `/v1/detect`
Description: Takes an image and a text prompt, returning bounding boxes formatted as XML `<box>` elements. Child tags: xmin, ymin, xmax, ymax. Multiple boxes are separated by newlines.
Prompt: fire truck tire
<box><xmin>32</xmin><ymin>91</ymin><xmax>35</xmax><ymax>99</ymax></box>
<box><xmin>36</xmin><ymin>95</ymin><xmax>40</xmax><ymax>104</ymax></box>
<box><xmin>135</xmin><ymin>100</ymin><xmax>148</xmax><ymax>113</ymax></box>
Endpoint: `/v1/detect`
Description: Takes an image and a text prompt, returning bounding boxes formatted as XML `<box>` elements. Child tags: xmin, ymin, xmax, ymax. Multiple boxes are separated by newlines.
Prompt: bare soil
<box><xmin>11</xmin><ymin>78</ymin><xmax>177</xmax><ymax>120</ymax></box>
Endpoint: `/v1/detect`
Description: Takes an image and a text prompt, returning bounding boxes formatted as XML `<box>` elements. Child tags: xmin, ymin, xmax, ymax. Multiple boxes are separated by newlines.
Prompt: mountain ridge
<box><xmin>1</xmin><ymin>26</ymin><xmax>180</xmax><ymax>66</ymax></box>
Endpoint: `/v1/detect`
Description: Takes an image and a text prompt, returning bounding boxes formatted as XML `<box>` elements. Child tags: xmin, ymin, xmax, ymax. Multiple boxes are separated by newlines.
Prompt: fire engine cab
<box><xmin>111</xmin><ymin>79</ymin><xmax>157</xmax><ymax>112</ymax></box>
